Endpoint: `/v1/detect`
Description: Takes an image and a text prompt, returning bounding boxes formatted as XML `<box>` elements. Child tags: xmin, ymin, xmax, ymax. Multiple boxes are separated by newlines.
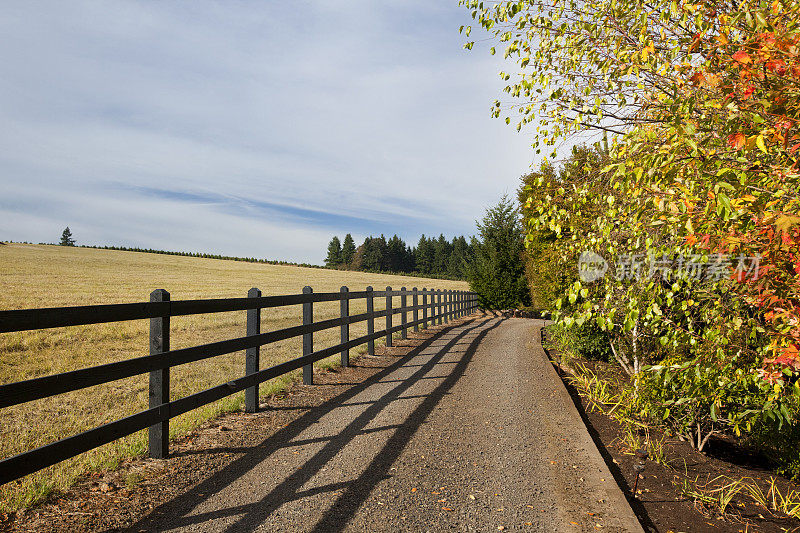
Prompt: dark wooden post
<box><xmin>149</xmin><ymin>289</ymin><xmax>170</xmax><ymax>459</ymax></box>
<box><xmin>400</xmin><ymin>287</ymin><xmax>407</xmax><ymax>340</ymax></box>
<box><xmin>412</xmin><ymin>287</ymin><xmax>419</xmax><ymax>333</ymax></box>
<box><xmin>340</xmin><ymin>286</ymin><xmax>349</xmax><ymax>367</ymax></box>
<box><xmin>367</xmin><ymin>286</ymin><xmax>375</xmax><ymax>355</ymax></box>
<box><xmin>437</xmin><ymin>289</ymin><xmax>443</xmax><ymax>325</ymax></box>
<box><xmin>385</xmin><ymin>286</ymin><xmax>393</xmax><ymax>348</ymax></box>
<box><xmin>458</xmin><ymin>290</ymin><xmax>463</xmax><ymax>318</ymax></box>
<box><xmin>422</xmin><ymin>288</ymin><xmax>428</xmax><ymax>329</ymax></box>
<box><xmin>245</xmin><ymin>287</ymin><xmax>261</xmax><ymax>413</ymax></box>
<box><xmin>302</xmin><ymin>286</ymin><xmax>313</xmax><ymax>385</ymax></box>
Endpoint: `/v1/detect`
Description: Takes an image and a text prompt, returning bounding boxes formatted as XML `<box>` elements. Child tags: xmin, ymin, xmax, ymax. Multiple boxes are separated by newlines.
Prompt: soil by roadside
<box><xmin>545</xmin><ymin>336</ymin><xmax>800</xmax><ymax>533</ymax></box>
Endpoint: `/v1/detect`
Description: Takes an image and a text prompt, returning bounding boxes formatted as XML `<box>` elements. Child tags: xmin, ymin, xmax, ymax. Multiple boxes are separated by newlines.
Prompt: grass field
<box><xmin>0</xmin><ymin>243</ymin><xmax>469</xmax><ymax>512</ymax></box>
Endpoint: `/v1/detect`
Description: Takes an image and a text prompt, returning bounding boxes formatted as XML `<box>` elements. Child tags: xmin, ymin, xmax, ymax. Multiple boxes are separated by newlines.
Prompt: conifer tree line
<box><xmin>325</xmin><ymin>233</ymin><xmax>476</xmax><ymax>279</ymax></box>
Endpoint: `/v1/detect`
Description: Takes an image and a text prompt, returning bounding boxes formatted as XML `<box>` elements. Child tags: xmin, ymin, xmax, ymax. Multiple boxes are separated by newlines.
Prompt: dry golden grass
<box><xmin>0</xmin><ymin>243</ymin><xmax>468</xmax><ymax>511</ymax></box>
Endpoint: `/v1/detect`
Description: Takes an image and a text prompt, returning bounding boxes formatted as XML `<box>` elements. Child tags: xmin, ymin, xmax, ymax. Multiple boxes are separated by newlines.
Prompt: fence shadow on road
<box><xmin>125</xmin><ymin>317</ymin><xmax>503</xmax><ymax>533</ymax></box>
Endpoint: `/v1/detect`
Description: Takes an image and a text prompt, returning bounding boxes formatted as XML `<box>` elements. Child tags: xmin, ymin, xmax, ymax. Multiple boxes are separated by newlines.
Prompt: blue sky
<box><xmin>0</xmin><ymin>1</ymin><xmax>536</xmax><ymax>264</ymax></box>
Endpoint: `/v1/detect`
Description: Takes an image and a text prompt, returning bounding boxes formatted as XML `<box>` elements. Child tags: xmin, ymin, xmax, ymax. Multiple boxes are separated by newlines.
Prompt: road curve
<box><xmin>129</xmin><ymin>317</ymin><xmax>642</xmax><ymax>532</ymax></box>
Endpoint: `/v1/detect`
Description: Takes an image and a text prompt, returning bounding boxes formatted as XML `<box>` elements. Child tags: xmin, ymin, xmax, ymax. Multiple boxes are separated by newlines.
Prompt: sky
<box><xmin>0</xmin><ymin>1</ymin><xmax>538</xmax><ymax>264</ymax></box>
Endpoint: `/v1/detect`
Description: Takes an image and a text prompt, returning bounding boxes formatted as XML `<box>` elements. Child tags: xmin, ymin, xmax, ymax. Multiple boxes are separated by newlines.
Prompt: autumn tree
<box><xmin>462</xmin><ymin>0</ymin><xmax>800</xmax><ymax>461</ymax></box>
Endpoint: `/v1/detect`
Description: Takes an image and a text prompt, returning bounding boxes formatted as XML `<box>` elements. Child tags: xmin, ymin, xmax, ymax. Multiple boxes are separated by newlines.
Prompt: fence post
<box><xmin>367</xmin><ymin>286</ymin><xmax>375</xmax><ymax>355</ymax></box>
<box><xmin>401</xmin><ymin>287</ymin><xmax>407</xmax><ymax>340</ymax></box>
<box><xmin>412</xmin><ymin>287</ymin><xmax>419</xmax><ymax>333</ymax></box>
<box><xmin>245</xmin><ymin>287</ymin><xmax>261</xmax><ymax>413</ymax></box>
<box><xmin>422</xmin><ymin>288</ymin><xmax>428</xmax><ymax>328</ymax></box>
<box><xmin>446</xmin><ymin>290</ymin><xmax>451</xmax><ymax>324</ymax></box>
<box><xmin>436</xmin><ymin>289</ymin><xmax>442</xmax><ymax>325</ymax></box>
<box><xmin>148</xmin><ymin>289</ymin><xmax>170</xmax><ymax>459</ymax></box>
<box><xmin>385</xmin><ymin>286</ymin><xmax>393</xmax><ymax>348</ymax></box>
<box><xmin>340</xmin><ymin>286</ymin><xmax>349</xmax><ymax>367</ymax></box>
<box><xmin>459</xmin><ymin>290</ymin><xmax>463</xmax><ymax>318</ymax></box>
<box><xmin>303</xmin><ymin>286</ymin><xmax>313</xmax><ymax>385</ymax></box>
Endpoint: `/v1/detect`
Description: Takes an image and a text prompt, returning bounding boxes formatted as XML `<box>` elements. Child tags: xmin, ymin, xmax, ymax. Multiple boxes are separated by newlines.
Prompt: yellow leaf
<box><xmin>756</xmin><ymin>134</ymin><xmax>767</xmax><ymax>153</ymax></box>
<box><xmin>776</xmin><ymin>214</ymin><xmax>800</xmax><ymax>234</ymax></box>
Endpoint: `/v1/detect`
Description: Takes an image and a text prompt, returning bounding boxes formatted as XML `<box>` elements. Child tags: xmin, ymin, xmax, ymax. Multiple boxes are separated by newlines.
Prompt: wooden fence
<box><xmin>0</xmin><ymin>286</ymin><xmax>478</xmax><ymax>485</ymax></box>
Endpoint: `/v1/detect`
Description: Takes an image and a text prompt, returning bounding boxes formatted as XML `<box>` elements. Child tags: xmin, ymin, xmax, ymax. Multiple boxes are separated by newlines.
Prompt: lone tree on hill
<box><xmin>467</xmin><ymin>196</ymin><xmax>529</xmax><ymax>310</ymax></box>
<box><xmin>60</xmin><ymin>227</ymin><xmax>76</xmax><ymax>247</ymax></box>
<box><xmin>341</xmin><ymin>233</ymin><xmax>356</xmax><ymax>266</ymax></box>
<box><xmin>325</xmin><ymin>236</ymin><xmax>342</xmax><ymax>267</ymax></box>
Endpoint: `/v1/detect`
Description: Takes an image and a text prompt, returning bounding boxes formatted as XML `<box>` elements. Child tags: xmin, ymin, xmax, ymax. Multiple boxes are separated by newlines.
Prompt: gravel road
<box><xmin>129</xmin><ymin>317</ymin><xmax>642</xmax><ymax>532</ymax></box>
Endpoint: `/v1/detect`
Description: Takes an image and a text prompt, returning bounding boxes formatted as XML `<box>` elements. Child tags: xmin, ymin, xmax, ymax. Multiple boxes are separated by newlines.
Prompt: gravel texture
<box><xmin>125</xmin><ymin>317</ymin><xmax>641</xmax><ymax>532</ymax></box>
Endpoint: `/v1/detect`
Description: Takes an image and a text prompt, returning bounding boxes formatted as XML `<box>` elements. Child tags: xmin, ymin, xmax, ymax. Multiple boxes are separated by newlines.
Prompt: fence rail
<box><xmin>0</xmin><ymin>286</ymin><xmax>478</xmax><ymax>486</ymax></box>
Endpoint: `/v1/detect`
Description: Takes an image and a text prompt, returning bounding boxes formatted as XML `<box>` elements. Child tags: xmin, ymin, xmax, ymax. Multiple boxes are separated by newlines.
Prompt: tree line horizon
<box><xmin>325</xmin><ymin>233</ymin><xmax>475</xmax><ymax>280</ymax></box>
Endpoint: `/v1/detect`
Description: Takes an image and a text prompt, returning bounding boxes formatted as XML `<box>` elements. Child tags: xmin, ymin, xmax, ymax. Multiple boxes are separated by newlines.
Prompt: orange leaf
<box><xmin>441</xmin><ymin>507</ymin><xmax>453</xmax><ymax>511</ymax></box>
<box><xmin>732</xmin><ymin>50</ymin><xmax>752</xmax><ymax>64</ymax></box>
<box><xmin>766</xmin><ymin>59</ymin><xmax>787</xmax><ymax>75</ymax></box>
<box><xmin>728</xmin><ymin>132</ymin><xmax>746</xmax><ymax>150</ymax></box>
<box><xmin>689</xmin><ymin>72</ymin><xmax>705</xmax><ymax>86</ymax></box>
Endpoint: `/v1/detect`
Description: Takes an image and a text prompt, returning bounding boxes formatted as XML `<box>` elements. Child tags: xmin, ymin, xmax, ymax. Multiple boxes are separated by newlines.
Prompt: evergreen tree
<box><xmin>386</xmin><ymin>234</ymin><xmax>407</xmax><ymax>272</ymax></box>
<box><xmin>448</xmin><ymin>236</ymin><xmax>470</xmax><ymax>278</ymax></box>
<box><xmin>404</xmin><ymin>244</ymin><xmax>415</xmax><ymax>272</ymax></box>
<box><xmin>341</xmin><ymin>233</ymin><xmax>356</xmax><ymax>266</ymax></box>
<box><xmin>60</xmin><ymin>226</ymin><xmax>75</xmax><ymax>247</ymax></box>
<box><xmin>467</xmin><ymin>197</ymin><xmax>529</xmax><ymax>309</ymax></box>
<box><xmin>361</xmin><ymin>236</ymin><xmax>387</xmax><ymax>271</ymax></box>
<box><xmin>433</xmin><ymin>234</ymin><xmax>451</xmax><ymax>274</ymax></box>
<box><xmin>325</xmin><ymin>236</ymin><xmax>342</xmax><ymax>267</ymax></box>
<box><xmin>415</xmin><ymin>235</ymin><xmax>434</xmax><ymax>274</ymax></box>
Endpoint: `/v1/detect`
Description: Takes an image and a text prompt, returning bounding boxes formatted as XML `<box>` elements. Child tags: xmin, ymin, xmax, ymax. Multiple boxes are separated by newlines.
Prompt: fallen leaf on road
<box><xmin>411</xmin><ymin>488</ymin><xmax>417</xmax><ymax>493</ymax></box>
<box><xmin>441</xmin><ymin>507</ymin><xmax>453</xmax><ymax>511</ymax></box>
